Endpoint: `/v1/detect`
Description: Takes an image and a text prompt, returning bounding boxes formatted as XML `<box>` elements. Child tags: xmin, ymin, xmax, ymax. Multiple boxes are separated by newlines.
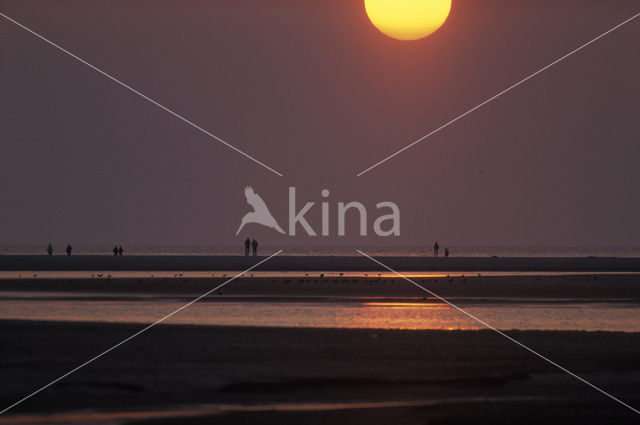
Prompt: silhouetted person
<box><xmin>252</xmin><ymin>239</ymin><xmax>258</xmax><ymax>256</ymax></box>
<box><xmin>113</xmin><ymin>246</ymin><xmax>119</xmax><ymax>256</ymax></box>
<box><xmin>445</xmin><ymin>248</ymin><xmax>450</xmax><ymax>257</ymax></box>
<box><xmin>118</xmin><ymin>246</ymin><xmax>124</xmax><ymax>256</ymax></box>
<box><xmin>66</xmin><ymin>244</ymin><xmax>72</xmax><ymax>256</ymax></box>
<box><xmin>244</xmin><ymin>238</ymin><xmax>251</xmax><ymax>256</ymax></box>
<box><xmin>434</xmin><ymin>241</ymin><xmax>439</xmax><ymax>257</ymax></box>
<box><xmin>47</xmin><ymin>243</ymin><xmax>53</xmax><ymax>256</ymax></box>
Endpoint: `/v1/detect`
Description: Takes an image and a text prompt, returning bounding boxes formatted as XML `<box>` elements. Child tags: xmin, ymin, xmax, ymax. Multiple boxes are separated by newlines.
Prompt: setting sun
<box><xmin>364</xmin><ymin>0</ymin><xmax>451</xmax><ymax>41</ymax></box>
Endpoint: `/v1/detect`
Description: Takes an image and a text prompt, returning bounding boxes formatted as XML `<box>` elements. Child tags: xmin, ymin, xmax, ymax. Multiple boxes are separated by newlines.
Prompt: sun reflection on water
<box><xmin>363</xmin><ymin>302</ymin><xmax>445</xmax><ymax>308</ymax></box>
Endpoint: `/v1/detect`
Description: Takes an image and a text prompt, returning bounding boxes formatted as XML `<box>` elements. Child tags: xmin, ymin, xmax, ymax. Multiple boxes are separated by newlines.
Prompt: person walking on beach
<box><xmin>252</xmin><ymin>239</ymin><xmax>258</xmax><ymax>256</ymax></box>
<box><xmin>434</xmin><ymin>241</ymin><xmax>439</xmax><ymax>257</ymax></box>
<box><xmin>118</xmin><ymin>246</ymin><xmax>124</xmax><ymax>256</ymax></box>
<box><xmin>66</xmin><ymin>244</ymin><xmax>72</xmax><ymax>256</ymax></box>
<box><xmin>244</xmin><ymin>238</ymin><xmax>251</xmax><ymax>256</ymax></box>
<box><xmin>445</xmin><ymin>247</ymin><xmax>450</xmax><ymax>257</ymax></box>
<box><xmin>113</xmin><ymin>246</ymin><xmax>118</xmax><ymax>256</ymax></box>
<box><xmin>47</xmin><ymin>243</ymin><xmax>53</xmax><ymax>256</ymax></box>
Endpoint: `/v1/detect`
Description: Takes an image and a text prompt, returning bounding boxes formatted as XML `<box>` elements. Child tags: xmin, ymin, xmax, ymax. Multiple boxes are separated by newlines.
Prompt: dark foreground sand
<box><xmin>1</xmin><ymin>320</ymin><xmax>640</xmax><ymax>424</ymax></box>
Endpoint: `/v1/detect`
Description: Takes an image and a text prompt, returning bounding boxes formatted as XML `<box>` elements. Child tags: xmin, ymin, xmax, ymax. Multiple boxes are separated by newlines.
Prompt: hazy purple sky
<box><xmin>1</xmin><ymin>0</ymin><xmax>639</xmax><ymax>248</ymax></box>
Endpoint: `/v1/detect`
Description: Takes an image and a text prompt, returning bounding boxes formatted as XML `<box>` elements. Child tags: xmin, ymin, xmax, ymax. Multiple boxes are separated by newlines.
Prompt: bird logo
<box><xmin>236</xmin><ymin>186</ymin><xmax>286</xmax><ymax>235</ymax></box>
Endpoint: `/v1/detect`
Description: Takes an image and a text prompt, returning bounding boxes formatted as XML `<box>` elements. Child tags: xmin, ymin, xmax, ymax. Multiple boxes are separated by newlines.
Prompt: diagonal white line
<box><xmin>0</xmin><ymin>250</ymin><xmax>284</xmax><ymax>415</ymax></box>
<box><xmin>356</xmin><ymin>10</ymin><xmax>640</xmax><ymax>177</ymax></box>
<box><xmin>0</xmin><ymin>12</ymin><xmax>283</xmax><ymax>177</ymax></box>
<box><xmin>356</xmin><ymin>249</ymin><xmax>640</xmax><ymax>415</ymax></box>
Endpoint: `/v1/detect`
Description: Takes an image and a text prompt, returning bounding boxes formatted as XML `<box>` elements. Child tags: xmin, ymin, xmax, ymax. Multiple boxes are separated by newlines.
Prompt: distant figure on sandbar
<box><xmin>445</xmin><ymin>247</ymin><xmax>450</xmax><ymax>257</ymax></box>
<box><xmin>113</xmin><ymin>246</ymin><xmax>119</xmax><ymax>256</ymax></box>
<box><xmin>252</xmin><ymin>239</ymin><xmax>258</xmax><ymax>256</ymax></box>
<box><xmin>47</xmin><ymin>243</ymin><xmax>53</xmax><ymax>256</ymax></box>
<box><xmin>118</xmin><ymin>246</ymin><xmax>124</xmax><ymax>256</ymax></box>
<box><xmin>244</xmin><ymin>238</ymin><xmax>251</xmax><ymax>256</ymax></box>
<box><xmin>434</xmin><ymin>241</ymin><xmax>439</xmax><ymax>257</ymax></box>
<box><xmin>66</xmin><ymin>244</ymin><xmax>72</xmax><ymax>256</ymax></box>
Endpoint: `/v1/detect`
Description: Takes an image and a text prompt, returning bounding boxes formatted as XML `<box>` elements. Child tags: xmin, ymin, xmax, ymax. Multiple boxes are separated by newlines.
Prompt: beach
<box><xmin>2</xmin><ymin>254</ymin><xmax>640</xmax><ymax>272</ymax></box>
<box><xmin>1</xmin><ymin>271</ymin><xmax>640</xmax><ymax>301</ymax></box>
<box><xmin>1</xmin><ymin>321</ymin><xmax>640</xmax><ymax>424</ymax></box>
<box><xmin>0</xmin><ymin>258</ymin><xmax>639</xmax><ymax>423</ymax></box>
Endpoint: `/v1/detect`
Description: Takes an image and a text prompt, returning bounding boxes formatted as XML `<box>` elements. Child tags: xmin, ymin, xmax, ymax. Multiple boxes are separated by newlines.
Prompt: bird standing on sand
<box><xmin>236</xmin><ymin>186</ymin><xmax>285</xmax><ymax>235</ymax></box>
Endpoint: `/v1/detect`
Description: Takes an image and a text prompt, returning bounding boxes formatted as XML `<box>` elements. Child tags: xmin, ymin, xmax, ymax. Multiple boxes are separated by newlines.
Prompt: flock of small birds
<box><xmin>212</xmin><ymin>274</ymin><xmax>483</xmax><ymax>285</ymax></box>
<box><xmin>16</xmin><ymin>273</ymin><xmax>482</xmax><ymax>283</ymax></box>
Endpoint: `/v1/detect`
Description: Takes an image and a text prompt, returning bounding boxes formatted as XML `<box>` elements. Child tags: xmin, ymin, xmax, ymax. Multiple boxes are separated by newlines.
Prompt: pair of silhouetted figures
<box><xmin>244</xmin><ymin>238</ymin><xmax>259</xmax><ymax>256</ymax></box>
<box><xmin>47</xmin><ymin>243</ymin><xmax>73</xmax><ymax>256</ymax></box>
<box><xmin>433</xmin><ymin>241</ymin><xmax>450</xmax><ymax>258</ymax></box>
<box><xmin>113</xmin><ymin>246</ymin><xmax>124</xmax><ymax>256</ymax></box>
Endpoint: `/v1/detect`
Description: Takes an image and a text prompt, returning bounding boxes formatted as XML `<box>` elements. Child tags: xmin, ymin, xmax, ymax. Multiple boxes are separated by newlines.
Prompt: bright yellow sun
<box><xmin>365</xmin><ymin>0</ymin><xmax>451</xmax><ymax>41</ymax></box>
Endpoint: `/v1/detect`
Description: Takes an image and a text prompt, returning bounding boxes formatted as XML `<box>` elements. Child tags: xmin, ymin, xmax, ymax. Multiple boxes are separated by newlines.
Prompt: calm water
<box><xmin>2</xmin><ymin>245</ymin><xmax>640</xmax><ymax>257</ymax></box>
<box><xmin>1</xmin><ymin>292</ymin><xmax>638</xmax><ymax>332</ymax></box>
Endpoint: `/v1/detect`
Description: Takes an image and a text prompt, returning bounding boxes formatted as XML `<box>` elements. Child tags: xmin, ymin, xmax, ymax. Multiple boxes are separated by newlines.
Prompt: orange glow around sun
<box><xmin>364</xmin><ymin>0</ymin><xmax>451</xmax><ymax>41</ymax></box>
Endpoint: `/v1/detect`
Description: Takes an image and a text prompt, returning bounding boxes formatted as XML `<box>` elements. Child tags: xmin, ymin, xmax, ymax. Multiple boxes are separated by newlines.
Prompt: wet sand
<box><xmin>1</xmin><ymin>273</ymin><xmax>639</xmax><ymax>301</ymax></box>
<box><xmin>2</xmin><ymin>254</ymin><xmax>640</xmax><ymax>272</ymax></box>
<box><xmin>0</xmin><ymin>320</ymin><xmax>639</xmax><ymax>424</ymax></box>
